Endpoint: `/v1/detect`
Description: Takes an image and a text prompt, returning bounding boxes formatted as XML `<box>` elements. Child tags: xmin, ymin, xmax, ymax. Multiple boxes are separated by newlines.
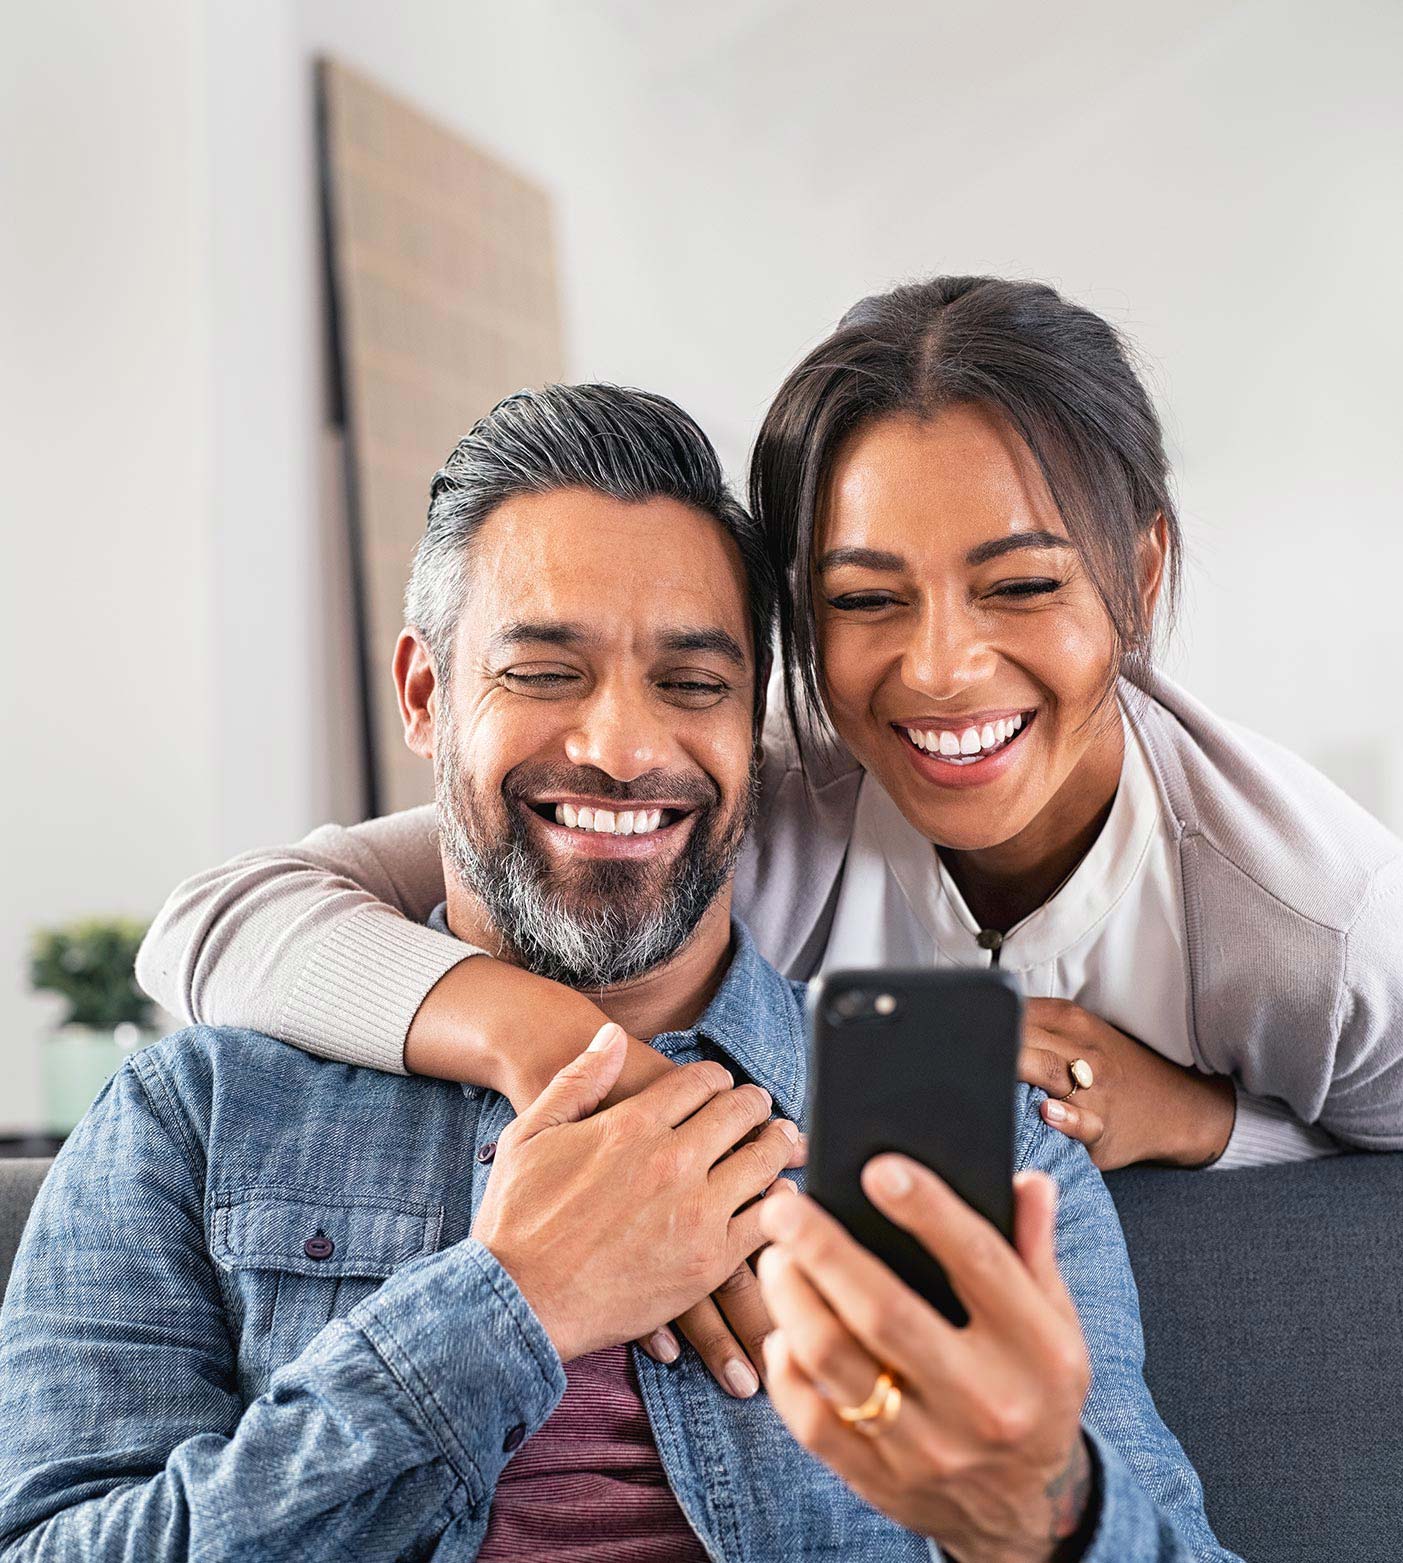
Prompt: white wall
<box><xmin>1</xmin><ymin>0</ymin><xmax>218</xmax><ymax>1127</ymax></box>
<box><xmin>298</xmin><ymin>0</ymin><xmax>1403</xmax><ymax>783</ymax></box>
<box><xmin>5</xmin><ymin>0</ymin><xmax>1401</xmax><ymax>1126</ymax></box>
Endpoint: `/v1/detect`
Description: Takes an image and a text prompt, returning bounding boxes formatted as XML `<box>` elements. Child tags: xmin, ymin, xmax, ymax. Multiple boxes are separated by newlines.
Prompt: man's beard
<box><xmin>435</xmin><ymin>723</ymin><xmax>756</xmax><ymax>991</ymax></box>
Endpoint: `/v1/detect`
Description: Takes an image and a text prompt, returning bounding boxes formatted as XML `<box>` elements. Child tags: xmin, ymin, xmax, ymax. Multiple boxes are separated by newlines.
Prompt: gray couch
<box><xmin>2</xmin><ymin>1153</ymin><xmax>1400</xmax><ymax>1560</ymax></box>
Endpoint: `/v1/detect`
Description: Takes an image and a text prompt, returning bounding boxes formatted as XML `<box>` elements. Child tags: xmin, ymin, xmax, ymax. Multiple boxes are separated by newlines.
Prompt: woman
<box><xmin>139</xmin><ymin>275</ymin><xmax>1403</xmax><ymax>1175</ymax></box>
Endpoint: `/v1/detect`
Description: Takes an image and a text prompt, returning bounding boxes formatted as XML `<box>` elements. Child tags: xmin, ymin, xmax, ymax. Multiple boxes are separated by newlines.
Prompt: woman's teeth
<box><xmin>553</xmin><ymin>804</ymin><xmax>666</xmax><ymax>836</ymax></box>
<box><xmin>902</xmin><ymin>713</ymin><xmax>1027</xmax><ymax>764</ymax></box>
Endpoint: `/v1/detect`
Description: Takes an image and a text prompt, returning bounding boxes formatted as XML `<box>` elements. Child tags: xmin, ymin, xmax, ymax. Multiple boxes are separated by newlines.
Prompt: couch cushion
<box><xmin>1109</xmin><ymin>1153</ymin><xmax>1403</xmax><ymax>1563</ymax></box>
<box><xmin>0</xmin><ymin>1159</ymin><xmax>52</xmax><ymax>1307</ymax></box>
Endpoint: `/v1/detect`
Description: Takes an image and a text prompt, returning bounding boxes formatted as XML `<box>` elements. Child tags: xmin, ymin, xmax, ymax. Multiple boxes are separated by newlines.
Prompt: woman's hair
<box><xmin>750</xmin><ymin>276</ymin><xmax>1181</xmax><ymax>757</ymax></box>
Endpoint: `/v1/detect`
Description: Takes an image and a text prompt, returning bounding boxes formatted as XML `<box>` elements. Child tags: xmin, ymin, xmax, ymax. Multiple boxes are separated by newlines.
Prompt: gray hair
<box><xmin>405</xmin><ymin>383</ymin><xmax>775</xmax><ymax>713</ymax></box>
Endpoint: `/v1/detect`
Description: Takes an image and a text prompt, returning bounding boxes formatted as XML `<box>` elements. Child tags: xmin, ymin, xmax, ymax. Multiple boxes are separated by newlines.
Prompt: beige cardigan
<box><xmin>137</xmin><ymin>668</ymin><xmax>1403</xmax><ymax>1161</ymax></box>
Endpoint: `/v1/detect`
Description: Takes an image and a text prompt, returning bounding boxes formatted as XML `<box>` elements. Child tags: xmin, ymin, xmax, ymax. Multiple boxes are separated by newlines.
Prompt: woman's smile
<box><xmin>891</xmin><ymin>708</ymin><xmax>1037</xmax><ymax>789</ymax></box>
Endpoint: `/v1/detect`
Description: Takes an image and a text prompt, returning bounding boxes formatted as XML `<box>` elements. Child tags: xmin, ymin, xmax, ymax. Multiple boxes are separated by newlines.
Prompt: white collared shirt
<box><xmin>821</xmin><ymin>713</ymin><xmax>1194</xmax><ymax>1066</ymax></box>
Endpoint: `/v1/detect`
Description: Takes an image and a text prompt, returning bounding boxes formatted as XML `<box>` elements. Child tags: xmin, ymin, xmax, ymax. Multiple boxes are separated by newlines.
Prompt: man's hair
<box><xmin>406</xmin><ymin>383</ymin><xmax>775</xmax><ymax>720</ymax></box>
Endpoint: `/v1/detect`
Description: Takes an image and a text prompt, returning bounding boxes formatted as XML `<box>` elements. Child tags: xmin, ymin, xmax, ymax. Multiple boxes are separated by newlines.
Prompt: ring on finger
<box><xmin>835</xmin><ymin>1369</ymin><xmax>903</xmax><ymax>1437</ymax></box>
<box><xmin>1059</xmin><ymin>1057</ymin><xmax>1095</xmax><ymax>1100</ymax></box>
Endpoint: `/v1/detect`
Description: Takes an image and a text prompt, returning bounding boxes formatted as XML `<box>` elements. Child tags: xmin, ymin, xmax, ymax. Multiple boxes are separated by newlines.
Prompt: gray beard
<box><xmin>435</xmin><ymin>732</ymin><xmax>753</xmax><ymax>992</ymax></box>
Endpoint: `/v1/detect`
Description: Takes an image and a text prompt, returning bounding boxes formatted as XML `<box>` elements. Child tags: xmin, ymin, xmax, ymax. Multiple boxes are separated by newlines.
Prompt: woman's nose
<box><xmin>902</xmin><ymin>603</ymin><xmax>996</xmax><ymax>698</ymax></box>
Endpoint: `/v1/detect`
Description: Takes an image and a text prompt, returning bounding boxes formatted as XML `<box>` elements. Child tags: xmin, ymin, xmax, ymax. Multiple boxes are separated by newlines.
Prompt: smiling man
<box><xmin>0</xmin><ymin>386</ymin><xmax>1231</xmax><ymax>1561</ymax></box>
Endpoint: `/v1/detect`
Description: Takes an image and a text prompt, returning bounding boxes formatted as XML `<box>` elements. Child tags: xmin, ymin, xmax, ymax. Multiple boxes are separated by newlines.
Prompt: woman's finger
<box><xmin>709</xmin><ymin>1262</ymin><xmax>773</xmax><ymax>1377</ymax></box>
<box><xmin>1041</xmin><ymin>1097</ymin><xmax>1105</xmax><ymax>1149</ymax></box>
<box><xmin>636</xmin><ymin>1324</ymin><xmax>680</xmax><ymax>1365</ymax></box>
<box><xmin>756</xmin><ymin>1243</ymin><xmax>885</xmax><ymax>1406</ymax></box>
<box><xmin>673</xmin><ymin>1296</ymin><xmax>761</xmax><ymax>1399</ymax></box>
<box><xmin>1017</xmin><ymin>1043</ymin><xmax>1077</xmax><ymax>1098</ymax></box>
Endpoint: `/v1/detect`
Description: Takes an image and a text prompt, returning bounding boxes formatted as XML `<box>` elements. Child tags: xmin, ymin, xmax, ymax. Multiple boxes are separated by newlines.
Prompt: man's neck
<box><xmin>444</xmin><ymin>886</ymin><xmax>736</xmax><ymax>1040</ymax></box>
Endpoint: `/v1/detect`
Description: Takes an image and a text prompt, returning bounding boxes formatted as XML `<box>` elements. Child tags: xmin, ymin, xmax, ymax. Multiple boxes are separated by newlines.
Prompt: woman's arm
<box><xmin>135</xmin><ymin>806</ymin><xmax>631</xmax><ymax>1099</ymax></box>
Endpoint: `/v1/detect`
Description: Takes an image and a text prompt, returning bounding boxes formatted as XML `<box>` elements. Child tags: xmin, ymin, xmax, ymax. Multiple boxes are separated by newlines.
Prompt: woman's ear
<box><xmin>394</xmin><ymin>629</ymin><xmax>439</xmax><ymax>760</ymax></box>
<box><xmin>1135</xmin><ymin>514</ymin><xmax>1169</xmax><ymax>642</ymax></box>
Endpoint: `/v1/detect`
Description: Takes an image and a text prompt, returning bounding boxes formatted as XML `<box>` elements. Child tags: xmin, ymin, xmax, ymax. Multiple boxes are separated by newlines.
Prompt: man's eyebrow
<box><xmin>659</xmin><ymin>627</ymin><xmax>747</xmax><ymax>667</ymax></box>
<box><xmin>965</xmin><ymin>530</ymin><xmax>1074</xmax><ymax>566</ymax></box>
<box><xmin>488</xmin><ymin>621</ymin><xmax>591</xmax><ymax>653</ymax></box>
<box><xmin>815</xmin><ymin>546</ymin><xmax>908</xmax><ymax>574</ymax></box>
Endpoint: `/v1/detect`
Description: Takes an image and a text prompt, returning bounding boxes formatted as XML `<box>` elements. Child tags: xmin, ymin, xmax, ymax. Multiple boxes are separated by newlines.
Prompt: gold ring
<box><xmin>1061</xmin><ymin>1057</ymin><xmax>1094</xmax><ymax>1100</ymax></box>
<box><xmin>835</xmin><ymin>1369</ymin><xmax>902</xmax><ymax>1436</ymax></box>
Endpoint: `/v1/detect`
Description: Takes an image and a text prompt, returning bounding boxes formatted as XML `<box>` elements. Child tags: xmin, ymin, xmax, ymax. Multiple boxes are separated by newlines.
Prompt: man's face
<box><xmin>405</xmin><ymin>488</ymin><xmax>758</xmax><ymax>988</ymax></box>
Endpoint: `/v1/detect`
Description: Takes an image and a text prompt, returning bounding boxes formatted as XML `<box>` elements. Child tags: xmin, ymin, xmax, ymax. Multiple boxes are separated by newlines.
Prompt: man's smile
<box><xmin>521</xmin><ymin>794</ymin><xmax>698</xmax><ymax>859</ymax></box>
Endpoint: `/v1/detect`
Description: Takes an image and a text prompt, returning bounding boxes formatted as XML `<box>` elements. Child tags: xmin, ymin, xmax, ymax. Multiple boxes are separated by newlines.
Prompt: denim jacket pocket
<box><xmin>210</xmin><ymin>1187</ymin><xmax>445</xmax><ymax>1394</ymax></box>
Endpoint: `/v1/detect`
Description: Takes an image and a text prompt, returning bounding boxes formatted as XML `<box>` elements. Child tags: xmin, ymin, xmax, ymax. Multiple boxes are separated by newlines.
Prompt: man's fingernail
<box><xmin>588</xmin><ymin>1023</ymin><xmax>622</xmax><ymax>1052</ymax></box>
<box><xmin>776</xmin><ymin>1118</ymin><xmax>800</xmax><ymax>1143</ymax></box>
<box><xmin>871</xmin><ymin>1157</ymin><xmax>913</xmax><ymax>1198</ymax></box>
<box><xmin>646</xmin><ymin>1328</ymin><xmax>680</xmax><ymax>1363</ymax></box>
<box><xmin>724</xmin><ymin>1358</ymin><xmax>760</xmax><ymax>1398</ymax></box>
<box><xmin>1044</xmin><ymin>1100</ymin><xmax>1068</xmax><ymax>1123</ymax></box>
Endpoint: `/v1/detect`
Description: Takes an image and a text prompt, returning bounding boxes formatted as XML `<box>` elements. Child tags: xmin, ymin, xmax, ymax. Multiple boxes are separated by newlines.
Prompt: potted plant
<box><xmin>29</xmin><ymin>918</ymin><xmax>157</xmax><ymax>1134</ymax></box>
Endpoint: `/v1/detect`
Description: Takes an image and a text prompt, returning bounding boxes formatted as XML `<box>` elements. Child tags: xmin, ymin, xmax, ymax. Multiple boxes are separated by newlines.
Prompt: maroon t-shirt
<box><xmin>478</xmin><ymin>1343</ymin><xmax>708</xmax><ymax>1561</ymax></box>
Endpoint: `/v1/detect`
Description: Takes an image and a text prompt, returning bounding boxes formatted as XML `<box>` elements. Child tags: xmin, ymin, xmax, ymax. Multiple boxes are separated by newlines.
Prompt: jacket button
<box><xmin>476</xmin><ymin>1141</ymin><xmax>497</xmax><ymax>1164</ymax></box>
<box><xmin>503</xmin><ymin>1423</ymin><xmax>526</xmax><ymax>1452</ymax></box>
<box><xmin>303</xmin><ymin>1232</ymin><xmax>335</xmax><ymax>1261</ymax></box>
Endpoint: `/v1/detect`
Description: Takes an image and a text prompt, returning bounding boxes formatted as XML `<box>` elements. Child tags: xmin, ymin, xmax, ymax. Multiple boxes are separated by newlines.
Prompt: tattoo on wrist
<box><xmin>1046</xmin><ymin>1436</ymin><xmax>1093</xmax><ymax>1543</ymax></box>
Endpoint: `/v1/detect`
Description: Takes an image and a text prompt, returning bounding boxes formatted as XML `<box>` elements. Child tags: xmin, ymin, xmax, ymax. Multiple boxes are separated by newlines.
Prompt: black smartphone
<box><xmin>805</xmin><ymin>967</ymin><xmax>1022</xmax><ymax>1326</ymax></box>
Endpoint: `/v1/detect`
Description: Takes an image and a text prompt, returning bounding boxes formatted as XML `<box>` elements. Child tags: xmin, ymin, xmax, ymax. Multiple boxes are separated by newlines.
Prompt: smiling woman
<box><xmin>135</xmin><ymin>278</ymin><xmax>1403</xmax><ymax>1184</ymax></box>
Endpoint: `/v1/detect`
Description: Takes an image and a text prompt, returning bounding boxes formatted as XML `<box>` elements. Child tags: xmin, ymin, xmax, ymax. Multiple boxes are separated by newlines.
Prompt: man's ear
<box><xmin>394</xmin><ymin>629</ymin><xmax>438</xmax><ymax>761</ymax></box>
<box><xmin>1135</xmin><ymin>514</ymin><xmax>1169</xmax><ymax>643</ymax></box>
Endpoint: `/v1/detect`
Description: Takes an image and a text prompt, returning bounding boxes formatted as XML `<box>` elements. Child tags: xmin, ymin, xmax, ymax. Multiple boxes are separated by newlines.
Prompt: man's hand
<box><xmin>757</xmin><ymin>1161</ymin><xmax>1093</xmax><ymax>1563</ymax></box>
<box><xmin>473</xmin><ymin>1024</ymin><xmax>800</xmax><ymax>1364</ymax></box>
<box><xmin>1019</xmin><ymin>998</ymin><xmax>1236</xmax><ymax>1169</ymax></box>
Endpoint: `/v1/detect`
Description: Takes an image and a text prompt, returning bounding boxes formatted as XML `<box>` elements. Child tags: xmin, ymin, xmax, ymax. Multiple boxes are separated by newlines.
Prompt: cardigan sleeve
<box><xmin>134</xmin><ymin>807</ymin><xmax>469</xmax><ymax>1075</ymax></box>
<box><xmin>1319</xmin><ymin>858</ymin><xmax>1403</xmax><ymax>1151</ymax></box>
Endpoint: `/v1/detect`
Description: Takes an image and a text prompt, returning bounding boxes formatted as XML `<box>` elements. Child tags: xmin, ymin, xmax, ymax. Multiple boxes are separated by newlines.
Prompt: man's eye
<box><xmin>825</xmin><ymin>592</ymin><xmax>901</xmax><ymax>612</ymax></box>
<box><xmin>660</xmin><ymin>678</ymin><xmax>728</xmax><ymax>703</ymax></box>
<box><xmin>990</xmin><ymin>578</ymin><xmax>1062</xmax><ymax>600</ymax></box>
<box><xmin>503</xmin><ymin>670</ymin><xmax>580</xmax><ymax>689</ymax></box>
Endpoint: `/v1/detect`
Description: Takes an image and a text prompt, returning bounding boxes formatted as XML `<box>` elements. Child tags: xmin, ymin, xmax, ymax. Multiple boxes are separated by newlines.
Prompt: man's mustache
<box><xmin>501</xmin><ymin>762</ymin><xmax>720</xmax><ymax>810</ymax></box>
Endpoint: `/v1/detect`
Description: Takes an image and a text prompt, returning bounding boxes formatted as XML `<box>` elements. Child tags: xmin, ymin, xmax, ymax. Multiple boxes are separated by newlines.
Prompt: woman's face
<box><xmin>815</xmin><ymin>404</ymin><xmax>1154</xmax><ymax>853</ymax></box>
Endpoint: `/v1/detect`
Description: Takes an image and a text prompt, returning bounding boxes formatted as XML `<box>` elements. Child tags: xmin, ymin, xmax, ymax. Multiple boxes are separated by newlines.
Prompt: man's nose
<box><xmin>902</xmin><ymin>599</ymin><xmax>996</xmax><ymax>699</ymax></box>
<box><xmin>562</xmin><ymin>685</ymin><xmax>672</xmax><ymax>783</ymax></box>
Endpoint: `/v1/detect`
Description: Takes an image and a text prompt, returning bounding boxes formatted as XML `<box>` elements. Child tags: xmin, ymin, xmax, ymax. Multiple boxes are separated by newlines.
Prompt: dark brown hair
<box><xmin>749</xmin><ymin>276</ymin><xmax>1181</xmax><ymax>759</ymax></box>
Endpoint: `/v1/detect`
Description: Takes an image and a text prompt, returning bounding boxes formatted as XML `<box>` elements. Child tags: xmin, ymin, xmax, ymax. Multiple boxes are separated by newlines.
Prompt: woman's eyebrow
<box><xmin>965</xmin><ymin>530</ymin><xmax>1073</xmax><ymax>565</ymax></box>
<box><xmin>816</xmin><ymin>546</ymin><xmax>907</xmax><ymax>573</ymax></box>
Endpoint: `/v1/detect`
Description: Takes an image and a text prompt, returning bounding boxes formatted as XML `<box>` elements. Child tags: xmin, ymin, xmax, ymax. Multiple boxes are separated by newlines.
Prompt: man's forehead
<box><xmin>460</xmin><ymin>489</ymin><xmax>752</xmax><ymax>654</ymax></box>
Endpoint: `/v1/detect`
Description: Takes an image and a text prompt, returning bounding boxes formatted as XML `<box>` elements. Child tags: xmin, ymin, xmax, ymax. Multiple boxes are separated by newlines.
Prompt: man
<box><xmin>0</xmin><ymin>386</ymin><xmax>1231</xmax><ymax>1560</ymax></box>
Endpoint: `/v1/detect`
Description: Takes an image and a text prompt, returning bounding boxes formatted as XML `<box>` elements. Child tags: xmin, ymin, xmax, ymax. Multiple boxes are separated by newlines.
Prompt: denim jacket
<box><xmin>0</xmin><ymin>922</ymin><xmax>1235</xmax><ymax>1561</ymax></box>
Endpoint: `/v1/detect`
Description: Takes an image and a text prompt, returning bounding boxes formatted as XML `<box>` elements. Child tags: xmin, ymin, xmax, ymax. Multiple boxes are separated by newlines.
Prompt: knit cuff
<box><xmin>1213</xmin><ymin>1084</ymin><xmax>1340</xmax><ymax>1170</ymax></box>
<box><xmin>280</xmin><ymin>905</ymin><xmax>478</xmax><ymax>1074</ymax></box>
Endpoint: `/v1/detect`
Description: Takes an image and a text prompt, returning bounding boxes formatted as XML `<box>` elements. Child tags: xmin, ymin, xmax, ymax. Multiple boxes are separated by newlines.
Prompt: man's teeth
<box><xmin>903</xmin><ymin>714</ymin><xmax>1026</xmax><ymax>762</ymax></box>
<box><xmin>553</xmin><ymin>804</ymin><xmax>666</xmax><ymax>835</ymax></box>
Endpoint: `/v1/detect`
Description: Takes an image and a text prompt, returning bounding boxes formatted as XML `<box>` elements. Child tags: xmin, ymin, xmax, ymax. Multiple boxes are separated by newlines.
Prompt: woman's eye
<box><xmin>990</xmin><ymin>578</ymin><xmax>1062</xmax><ymax>600</ymax></box>
<box><xmin>825</xmin><ymin>592</ymin><xmax>901</xmax><ymax>612</ymax></box>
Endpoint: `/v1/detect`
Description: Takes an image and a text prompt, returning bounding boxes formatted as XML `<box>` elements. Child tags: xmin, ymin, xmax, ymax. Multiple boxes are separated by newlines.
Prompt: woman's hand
<box><xmin>756</xmin><ymin>1159</ymin><xmax>1093</xmax><ymax>1563</ymax></box>
<box><xmin>1019</xmin><ymin>998</ymin><xmax>1236</xmax><ymax>1170</ymax></box>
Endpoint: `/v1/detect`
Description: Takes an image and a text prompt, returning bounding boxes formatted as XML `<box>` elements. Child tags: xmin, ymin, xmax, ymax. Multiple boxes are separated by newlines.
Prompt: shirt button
<box><xmin>476</xmin><ymin>1140</ymin><xmax>497</xmax><ymax>1164</ymax></box>
<box><xmin>502</xmin><ymin>1423</ymin><xmax>526</xmax><ymax>1452</ymax></box>
<box><xmin>303</xmin><ymin>1232</ymin><xmax>335</xmax><ymax>1261</ymax></box>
